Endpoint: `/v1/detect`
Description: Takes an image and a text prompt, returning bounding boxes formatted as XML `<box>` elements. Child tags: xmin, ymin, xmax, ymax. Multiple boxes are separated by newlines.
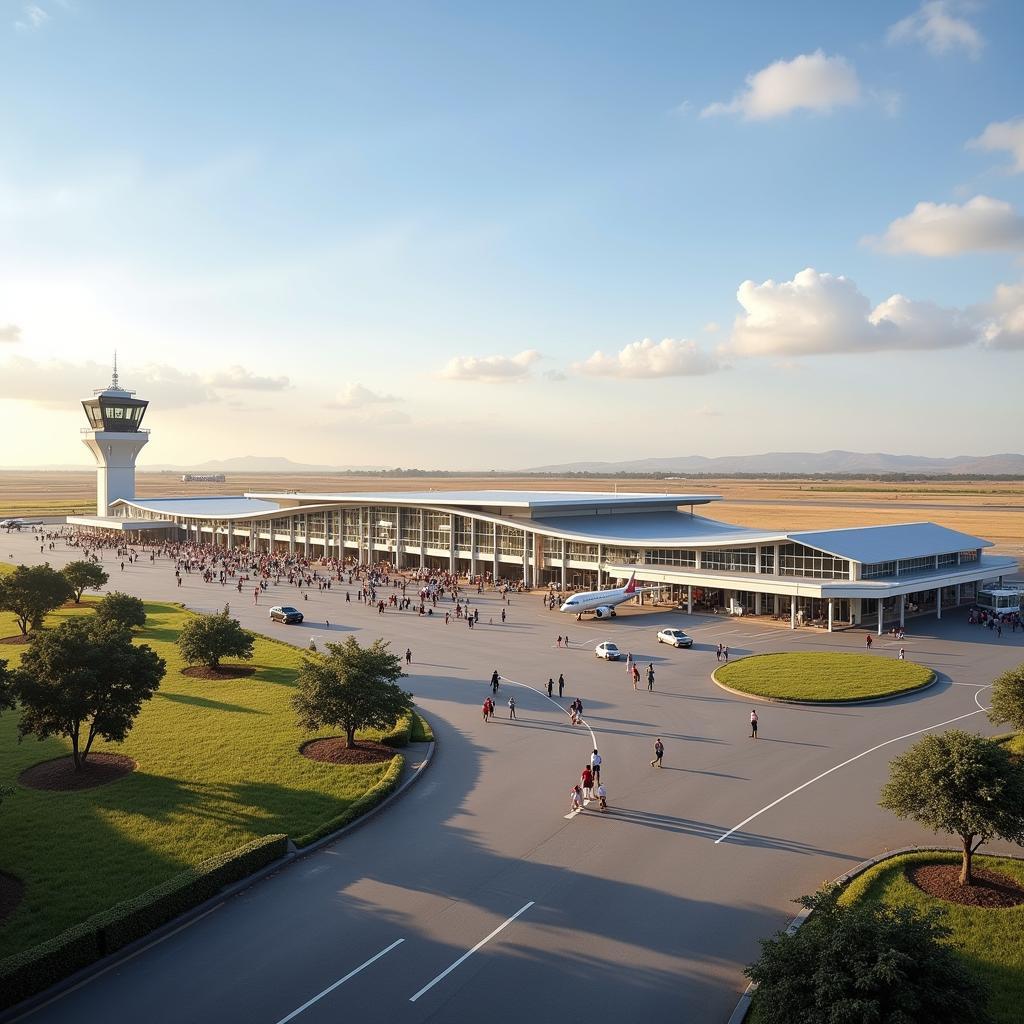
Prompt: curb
<box><xmin>710</xmin><ymin>665</ymin><xmax>939</xmax><ymax>708</ymax></box>
<box><xmin>1</xmin><ymin>731</ymin><xmax>436</xmax><ymax>1024</ymax></box>
<box><xmin>725</xmin><ymin>844</ymin><xmax>1024</xmax><ymax>1024</ymax></box>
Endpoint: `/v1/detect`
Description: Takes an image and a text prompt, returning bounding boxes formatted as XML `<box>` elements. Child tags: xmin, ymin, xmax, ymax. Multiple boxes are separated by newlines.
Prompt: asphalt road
<box><xmin>4</xmin><ymin>531</ymin><xmax>1023</xmax><ymax>1024</ymax></box>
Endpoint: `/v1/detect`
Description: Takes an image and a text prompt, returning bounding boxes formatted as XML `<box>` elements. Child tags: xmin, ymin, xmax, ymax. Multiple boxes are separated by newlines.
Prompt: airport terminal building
<box><xmin>68</xmin><ymin>373</ymin><xmax>1017</xmax><ymax>633</ymax></box>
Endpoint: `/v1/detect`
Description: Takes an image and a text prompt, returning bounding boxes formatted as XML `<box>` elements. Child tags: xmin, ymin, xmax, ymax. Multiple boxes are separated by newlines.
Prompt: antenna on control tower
<box><xmin>111</xmin><ymin>350</ymin><xmax>119</xmax><ymax>390</ymax></box>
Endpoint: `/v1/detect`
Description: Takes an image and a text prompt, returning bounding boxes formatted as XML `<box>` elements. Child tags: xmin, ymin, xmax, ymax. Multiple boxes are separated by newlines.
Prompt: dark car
<box><xmin>269</xmin><ymin>606</ymin><xmax>304</xmax><ymax>624</ymax></box>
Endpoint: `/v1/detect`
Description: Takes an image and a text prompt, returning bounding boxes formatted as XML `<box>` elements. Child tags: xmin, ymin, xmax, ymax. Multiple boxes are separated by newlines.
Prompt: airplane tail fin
<box><xmin>623</xmin><ymin>571</ymin><xmax>637</xmax><ymax>595</ymax></box>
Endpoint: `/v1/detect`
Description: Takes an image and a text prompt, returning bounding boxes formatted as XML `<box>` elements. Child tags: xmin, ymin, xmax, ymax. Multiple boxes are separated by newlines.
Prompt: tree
<box><xmin>745</xmin><ymin>885</ymin><xmax>991</xmax><ymax>1024</ymax></box>
<box><xmin>95</xmin><ymin>591</ymin><xmax>147</xmax><ymax>629</ymax></box>
<box><xmin>988</xmin><ymin>663</ymin><xmax>1024</xmax><ymax>733</ymax></box>
<box><xmin>11</xmin><ymin>617</ymin><xmax>165</xmax><ymax>771</ymax></box>
<box><xmin>293</xmin><ymin>636</ymin><xmax>411</xmax><ymax>749</ymax></box>
<box><xmin>0</xmin><ymin>564</ymin><xmax>74</xmax><ymax>635</ymax></box>
<box><xmin>879</xmin><ymin>729</ymin><xmax>1024</xmax><ymax>885</ymax></box>
<box><xmin>176</xmin><ymin>605</ymin><xmax>254</xmax><ymax>670</ymax></box>
<box><xmin>61</xmin><ymin>561</ymin><xmax>109</xmax><ymax>603</ymax></box>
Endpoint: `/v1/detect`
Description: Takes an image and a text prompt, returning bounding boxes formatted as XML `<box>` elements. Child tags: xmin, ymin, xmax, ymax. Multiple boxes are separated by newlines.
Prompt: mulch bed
<box><xmin>907</xmin><ymin>862</ymin><xmax>1024</xmax><ymax>908</ymax></box>
<box><xmin>0</xmin><ymin>634</ymin><xmax>31</xmax><ymax>645</ymax></box>
<box><xmin>300</xmin><ymin>738</ymin><xmax>397</xmax><ymax>766</ymax></box>
<box><xmin>181</xmin><ymin>665</ymin><xmax>256</xmax><ymax>680</ymax></box>
<box><xmin>18</xmin><ymin>753</ymin><xmax>137</xmax><ymax>792</ymax></box>
<box><xmin>0</xmin><ymin>873</ymin><xmax>24</xmax><ymax>924</ymax></box>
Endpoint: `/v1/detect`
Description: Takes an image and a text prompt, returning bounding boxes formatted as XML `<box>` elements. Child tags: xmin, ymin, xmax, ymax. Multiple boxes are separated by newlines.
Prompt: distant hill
<box><xmin>527</xmin><ymin>451</ymin><xmax>1024</xmax><ymax>476</ymax></box>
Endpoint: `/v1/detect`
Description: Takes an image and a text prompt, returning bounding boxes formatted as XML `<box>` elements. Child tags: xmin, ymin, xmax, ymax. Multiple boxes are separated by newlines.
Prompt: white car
<box><xmin>595</xmin><ymin>641</ymin><xmax>621</xmax><ymax>660</ymax></box>
<box><xmin>657</xmin><ymin>627</ymin><xmax>693</xmax><ymax>648</ymax></box>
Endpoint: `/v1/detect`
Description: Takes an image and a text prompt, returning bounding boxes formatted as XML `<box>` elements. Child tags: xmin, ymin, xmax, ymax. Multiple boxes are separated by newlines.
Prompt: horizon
<box><xmin>2</xmin><ymin>2</ymin><xmax>1023</xmax><ymax>467</ymax></box>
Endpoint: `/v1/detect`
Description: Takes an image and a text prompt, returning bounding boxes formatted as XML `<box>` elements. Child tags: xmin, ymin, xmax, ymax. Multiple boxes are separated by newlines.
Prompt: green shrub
<box><xmin>294</xmin><ymin>755</ymin><xmax>403</xmax><ymax>847</ymax></box>
<box><xmin>0</xmin><ymin>834</ymin><xmax>287</xmax><ymax>1010</ymax></box>
<box><xmin>378</xmin><ymin>713</ymin><xmax>412</xmax><ymax>748</ymax></box>
<box><xmin>410</xmin><ymin>710</ymin><xmax>433</xmax><ymax>743</ymax></box>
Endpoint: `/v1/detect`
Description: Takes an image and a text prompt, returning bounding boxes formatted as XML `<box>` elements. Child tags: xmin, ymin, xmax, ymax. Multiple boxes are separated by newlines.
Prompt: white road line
<box><xmin>715</xmin><ymin>702</ymin><xmax>993</xmax><ymax>845</ymax></box>
<box><xmin>500</xmin><ymin>675</ymin><xmax>598</xmax><ymax>748</ymax></box>
<box><xmin>273</xmin><ymin>939</ymin><xmax>405</xmax><ymax>1024</ymax></box>
<box><xmin>408</xmin><ymin>902</ymin><xmax>534</xmax><ymax>1003</ymax></box>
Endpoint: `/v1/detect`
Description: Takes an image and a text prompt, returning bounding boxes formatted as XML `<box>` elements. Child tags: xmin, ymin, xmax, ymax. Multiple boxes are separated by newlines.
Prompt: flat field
<box><xmin>0</xmin><ymin>595</ymin><xmax>400</xmax><ymax>959</ymax></box>
<box><xmin>1</xmin><ymin>470</ymin><xmax>1022</xmax><ymax>556</ymax></box>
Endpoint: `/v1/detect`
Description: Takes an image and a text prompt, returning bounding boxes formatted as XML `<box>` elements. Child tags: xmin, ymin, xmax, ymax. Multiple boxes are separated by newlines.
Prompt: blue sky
<box><xmin>1</xmin><ymin>1</ymin><xmax>1022</xmax><ymax>468</ymax></box>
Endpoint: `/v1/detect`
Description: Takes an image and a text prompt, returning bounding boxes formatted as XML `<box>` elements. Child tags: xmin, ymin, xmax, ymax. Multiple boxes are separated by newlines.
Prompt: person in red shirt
<box><xmin>581</xmin><ymin>765</ymin><xmax>594</xmax><ymax>800</ymax></box>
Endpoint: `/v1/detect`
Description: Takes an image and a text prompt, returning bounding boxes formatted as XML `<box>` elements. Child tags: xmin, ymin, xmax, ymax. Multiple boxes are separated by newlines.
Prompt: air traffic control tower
<box><xmin>80</xmin><ymin>360</ymin><xmax>149</xmax><ymax>516</ymax></box>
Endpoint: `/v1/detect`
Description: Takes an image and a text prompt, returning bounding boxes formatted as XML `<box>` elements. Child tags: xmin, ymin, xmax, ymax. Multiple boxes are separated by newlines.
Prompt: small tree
<box><xmin>746</xmin><ymin>885</ymin><xmax>991</xmax><ymax>1024</ymax></box>
<box><xmin>11</xmin><ymin>617</ymin><xmax>165</xmax><ymax>771</ymax></box>
<box><xmin>293</xmin><ymin>636</ymin><xmax>411</xmax><ymax>749</ymax></box>
<box><xmin>61</xmin><ymin>561</ymin><xmax>109</xmax><ymax>603</ymax></box>
<box><xmin>95</xmin><ymin>591</ymin><xmax>147</xmax><ymax>629</ymax></box>
<box><xmin>0</xmin><ymin>564</ymin><xmax>74</xmax><ymax>635</ymax></box>
<box><xmin>988</xmin><ymin>663</ymin><xmax>1024</xmax><ymax>733</ymax></box>
<box><xmin>880</xmin><ymin>729</ymin><xmax>1024</xmax><ymax>885</ymax></box>
<box><xmin>176</xmin><ymin>605</ymin><xmax>254</xmax><ymax>670</ymax></box>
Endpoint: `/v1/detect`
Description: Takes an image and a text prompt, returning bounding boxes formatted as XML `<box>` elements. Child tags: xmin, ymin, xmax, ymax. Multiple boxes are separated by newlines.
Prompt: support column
<box><xmin>394</xmin><ymin>508</ymin><xmax>402</xmax><ymax>570</ymax></box>
<box><xmin>877</xmin><ymin>598</ymin><xmax>884</xmax><ymax>636</ymax></box>
<box><xmin>827</xmin><ymin>598</ymin><xmax>833</xmax><ymax>633</ymax></box>
<box><xmin>449</xmin><ymin>514</ymin><xmax>456</xmax><ymax>575</ymax></box>
<box><xmin>227</xmin><ymin>520</ymin><xmax>235</xmax><ymax>551</ymax></box>
<box><xmin>560</xmin><ymin>539</ymin><xmax>567</xmax><ymax>591</ymax></box>
<box><xmin>288</xmin><ymin>518</ymin><xmax>295</xmax><ymax>555</ymax></box>
<box><xmin>899</xmin><ymin>594</ymin><xmax>905</xmax><ymax>627</ymax></box>
<box><xmin>492</xmin><ymin>523</ymin><xmax>499</xmax><ymax>583</ymax></box>
<box><xmin>955</xmin><ymin>583</ymin><xmax>961</xmax><ymax>606</ymax></box>
<box><xmin>597</xmin><ymin>544</ymin><xmax>604</xmax><ymax>587</ymax></box>
<box><xmin>357</xmin><ymin>508</ymin><xmax>364</xmax><ymax>565</ymax></box>
<box><xmin>469</xmin><ymin>516</ymin><xmax>477</xmax><ymax>577</ymax></box>
<box><xmin>687</xmin><ymin>585</ymin><xmax>693</xmax><ymax>614</ymax></box>
<box><xmin>936</xmin><ymin>587</ymin><xmax>942</xmax><ymax>620</ymax></box>
<box><xmin>790</xmin><ymin>594</ymin><xmax>796</xmax><ymax>629</ymax></box>
<box><xmin>419</xmin><ymin>510</ymin><xmax>426</xmax><ymax>568</ymax></box>
<box><xmin>521</xmin><ymin>530</ymin><xmax>529</xmax><ymax>586</ymax></box>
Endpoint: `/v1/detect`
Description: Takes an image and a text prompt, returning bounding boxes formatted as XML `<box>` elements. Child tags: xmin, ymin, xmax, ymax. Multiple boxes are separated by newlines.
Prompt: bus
<box><xmin>976</xmin><ymin>586</ymin><xmax>1024</xmax><ymax>615</ymax></box>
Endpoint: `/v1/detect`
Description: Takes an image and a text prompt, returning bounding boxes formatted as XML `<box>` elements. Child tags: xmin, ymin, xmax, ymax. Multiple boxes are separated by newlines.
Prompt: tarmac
<box><xmin>2</xmin><ymin>529</ymin><xmax>1022</xmax><ymax>1024</ymax></box>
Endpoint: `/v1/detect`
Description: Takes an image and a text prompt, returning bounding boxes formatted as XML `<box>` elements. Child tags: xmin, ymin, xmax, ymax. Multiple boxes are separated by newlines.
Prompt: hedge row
<box><xmin>378</xmin><ymin>712</ymin><xmax>413</xmax><ymax>748</ymax></box>
<box><xmin>294</xmin><ymin>754</ymin><xmax>404</xmax><ymax>847</ymax></box>
<box><xmin>0</xmin><ymin>833</ymin><xmax>287</xmax><ymax>1011</ymax></box>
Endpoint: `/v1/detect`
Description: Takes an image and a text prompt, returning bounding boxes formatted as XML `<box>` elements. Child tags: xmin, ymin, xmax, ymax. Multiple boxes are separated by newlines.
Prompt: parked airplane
<box><xmin>559</xmin><ymin>571</ymin><xmax>653</xmax><ymax>620</ymax></box>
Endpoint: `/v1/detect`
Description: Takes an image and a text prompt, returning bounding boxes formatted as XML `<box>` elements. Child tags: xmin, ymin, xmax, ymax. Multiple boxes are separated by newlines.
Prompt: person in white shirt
<box><xmin>590</xmin><ymin>749</ymin><xmax>602</xmax><ymax>784</ymax></box>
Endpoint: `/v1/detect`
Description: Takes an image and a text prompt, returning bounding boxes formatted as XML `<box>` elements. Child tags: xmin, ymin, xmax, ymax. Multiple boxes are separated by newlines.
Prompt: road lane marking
<box><xmin>408</xmin><ymin>902</ymin><xmax>534</xmax><ymax>1003</ymax></box>
<box><xmin>273</xmin><ymin>939</ymin><xmax>404</xmax><ymax>1024</ymax></box>
<box><xmin>499</xmin><ymin>675</ymin><xmax>598</xmax><ymax>748</ymax></box>
<box><xmin>715</xmin><ymin>700</ymin><xmax>993</xmax><ymax>845</ymax></box>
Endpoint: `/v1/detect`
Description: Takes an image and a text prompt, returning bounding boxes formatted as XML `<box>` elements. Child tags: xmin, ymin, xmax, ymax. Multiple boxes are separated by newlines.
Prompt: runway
<box><xmin>4</xmin><ymin>530</ymin><xmax>1023</xmax><ymax>1024</ymax></box>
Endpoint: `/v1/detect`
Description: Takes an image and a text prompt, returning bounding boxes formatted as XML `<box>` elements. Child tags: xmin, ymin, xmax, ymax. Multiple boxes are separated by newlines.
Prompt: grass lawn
<box><xmin>0</xmin><ymin>596</ymin><xmax>403</xmax><ymax>960</ymax></box>
<box><xmin>715</xmin><ymin>652</ymin><xmax>934</xmax><ymax>702</ymax></box>
<box><xmin>840</xmin><ymin>851</ymin><xmax>1024</xmax><ymax>1024</ymax></box>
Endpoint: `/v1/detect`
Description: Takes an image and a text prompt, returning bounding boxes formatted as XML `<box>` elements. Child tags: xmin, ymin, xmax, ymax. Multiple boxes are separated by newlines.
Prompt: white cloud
<box><xmin>871</xmin><ymin>195</ymin><xmax>1024</xmax><ymax>256</ymax></box>
<box><xmin>0</xmin><ymin>324</ymin><xmax>21</xmax><ymax>343</ymax></box>
<box><xmin>701</xmin><ymin>51</ymin><xmax>860</xmax><ymax>120</ymax></box>
<box><xmin>887</xmin><ymin>1</ymin><xmax>983</xmax><ymax>58</ymax></box>
<box><xmin>327</xmin><ymin>383</ymin><xmax>398</xmax><ymax>409</ymax></box>
<box><xmin>208</xmin><ymin>365</ymin><xmax>290</xmax><ymax>391</ymax></box>
<box><xmin>0</xmin><ymin>356</ymin><xmax>214</xmax><ymax>408</ymax></box>
<box><xmin>14</xmin><ymin>4</ymin><xmax>50</xmax><ymax>31</ymax></box>
<box><xmin>977</xmin><ymin>281</ymin><xmax>1024</xmax><ymax>349</ymax></box>
<box><xmin>729</xmin><ymin>267</ymin><xmax>977</xmax><ymax>356</ymax></box>
<box><xmin>440</xmin><ymin>349</ymin><xmax>541</xmax><ymax>382</ymax></box>
<box><xmin>575</xmin><ymin>338</ymin><xmax>721</xmax><ymax>378</ymax></box>
<box><xmin>968</xmin><ymin>117</ymin><xmax>1024</xmax><ymax>174</ymax></box>
<box><xmin>702</xmin><ymin>321</ymin><xmax>721</xmax><ymax>334</ymax></box>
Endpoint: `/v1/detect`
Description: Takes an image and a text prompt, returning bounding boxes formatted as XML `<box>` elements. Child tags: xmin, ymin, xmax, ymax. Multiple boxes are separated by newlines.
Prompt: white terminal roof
<box><xmin>112</xmin><ymin>491</ymin><xmax>992</xmax><ymax>563</ymax></box>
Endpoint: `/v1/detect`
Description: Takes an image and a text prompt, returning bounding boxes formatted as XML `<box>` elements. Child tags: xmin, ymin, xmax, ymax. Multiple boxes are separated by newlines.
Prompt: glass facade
<box><xmin>701</xmin><ymin>547</ymin><xmax>757</xmax><ymax>573</ymax></box>
<box><xmin>644</xmin><ymin>549</ymin><xmax>697</xmax><ymax>567</ymax></box>
<box><xmin>898</xmin><ymin>556</ymin><xmax>936</xmax><ymax>576</ymax></box>
<box><xmin>777</xmin><ymin>543</ymin><xmax>850</xmax><ymax>579</ymax></box>
<box><xmin>759</xmin><ymin>547</ymin><xmax>774</xmax><ymax>573</ymax></box>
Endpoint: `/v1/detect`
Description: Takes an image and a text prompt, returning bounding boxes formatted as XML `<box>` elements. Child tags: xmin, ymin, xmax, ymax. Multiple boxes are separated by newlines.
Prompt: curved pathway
<box><xmin>3</xmin><ymin>532</ymin><xmax>1022</xmax><ymax>1024</ymax></box>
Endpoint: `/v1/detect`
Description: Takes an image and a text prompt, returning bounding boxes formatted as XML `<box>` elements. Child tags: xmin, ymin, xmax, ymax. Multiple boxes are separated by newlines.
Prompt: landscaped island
<box><xmin>715</xmin><ymin>651</ymin><xmax>935</xmax><ymax>703</ymax></box>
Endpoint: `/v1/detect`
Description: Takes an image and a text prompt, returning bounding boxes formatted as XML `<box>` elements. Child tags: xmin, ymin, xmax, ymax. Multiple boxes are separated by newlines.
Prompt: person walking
<box><xmin>866</xmin><ymin>634</ymin><xmax>873</xmax><ymax>649</ymax></box>
<box><xmin>547</xmin><ymin>678</ymin><xmax>554</xmax><ymax>697</ymax></box>
<box><xmin>632</xmin><ymin>664</ymin><xmax>641</xmax><ymax>690</ymax></box>
<box><xmin>569</xmin><ymin>784</ymin><xmax>584</xmax><ymax>814</ymax></box>
<box><xmin>595</xmin><ymin>782</ymin><xmax>608</xmax><ymax>811</ymax></box>
<box><xmin>723</xmin><ymin>646</ymin><xmax>729</xmax><ymax>663</ymax></box>
<box><xmin>581</xmin><ymin>765</ymin><xmax>594</xmax><ymax>800</ymax></box>
<box><xmin>750</xmin><ymin>709</ymin><xmax>758</xmax><ymax>739</ymax></box>
<box><xmin>491</xmin><ymin>669</ymin><xmax>501</xmax><ymax>694</ymax></box>
<box><xmin>646</xmin><ymin>663</ymin><xmax>655</xmax><ymax>691</ymax></box>
<box><xmin>651</xmin><ymin>738</ymin><xmax>664</xmax><ymax>768</ymax></box>
<box><xmin>557</xmin><ymin>635</ymin><xmax>562</xmax><ymax>648</ymax></box>
<box><xmin>898</xmin><ymin>648</ymin><xmax>905</xmax><ymax>660</ymax></box>
<box><xmin>558</xmin><ymin>673</ymin><xmax>565</xmax><ymax>698</ymax></box>
<box><xmin>508</xmin><ymin>695</ymin><xmax>517</xmax><ymax>720</ymax></box>
<box><xmin>716</xmin><ymin>643</ymin><xmax>723</xmax><ymax>662</ymax></box>
<box><xmin>590</xmin><ymin>748</ymin><xmax>602</xmax><ymax>784</ymax></box>
<box><xmin>405</xmin><ymin>648</ymin><xmax>412</xmax><ymax>665</ymax></box>
<box><xmin>482</xmin><ymin>699</ymin><xmax>491</xmax><ymax>724</ymax></box>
